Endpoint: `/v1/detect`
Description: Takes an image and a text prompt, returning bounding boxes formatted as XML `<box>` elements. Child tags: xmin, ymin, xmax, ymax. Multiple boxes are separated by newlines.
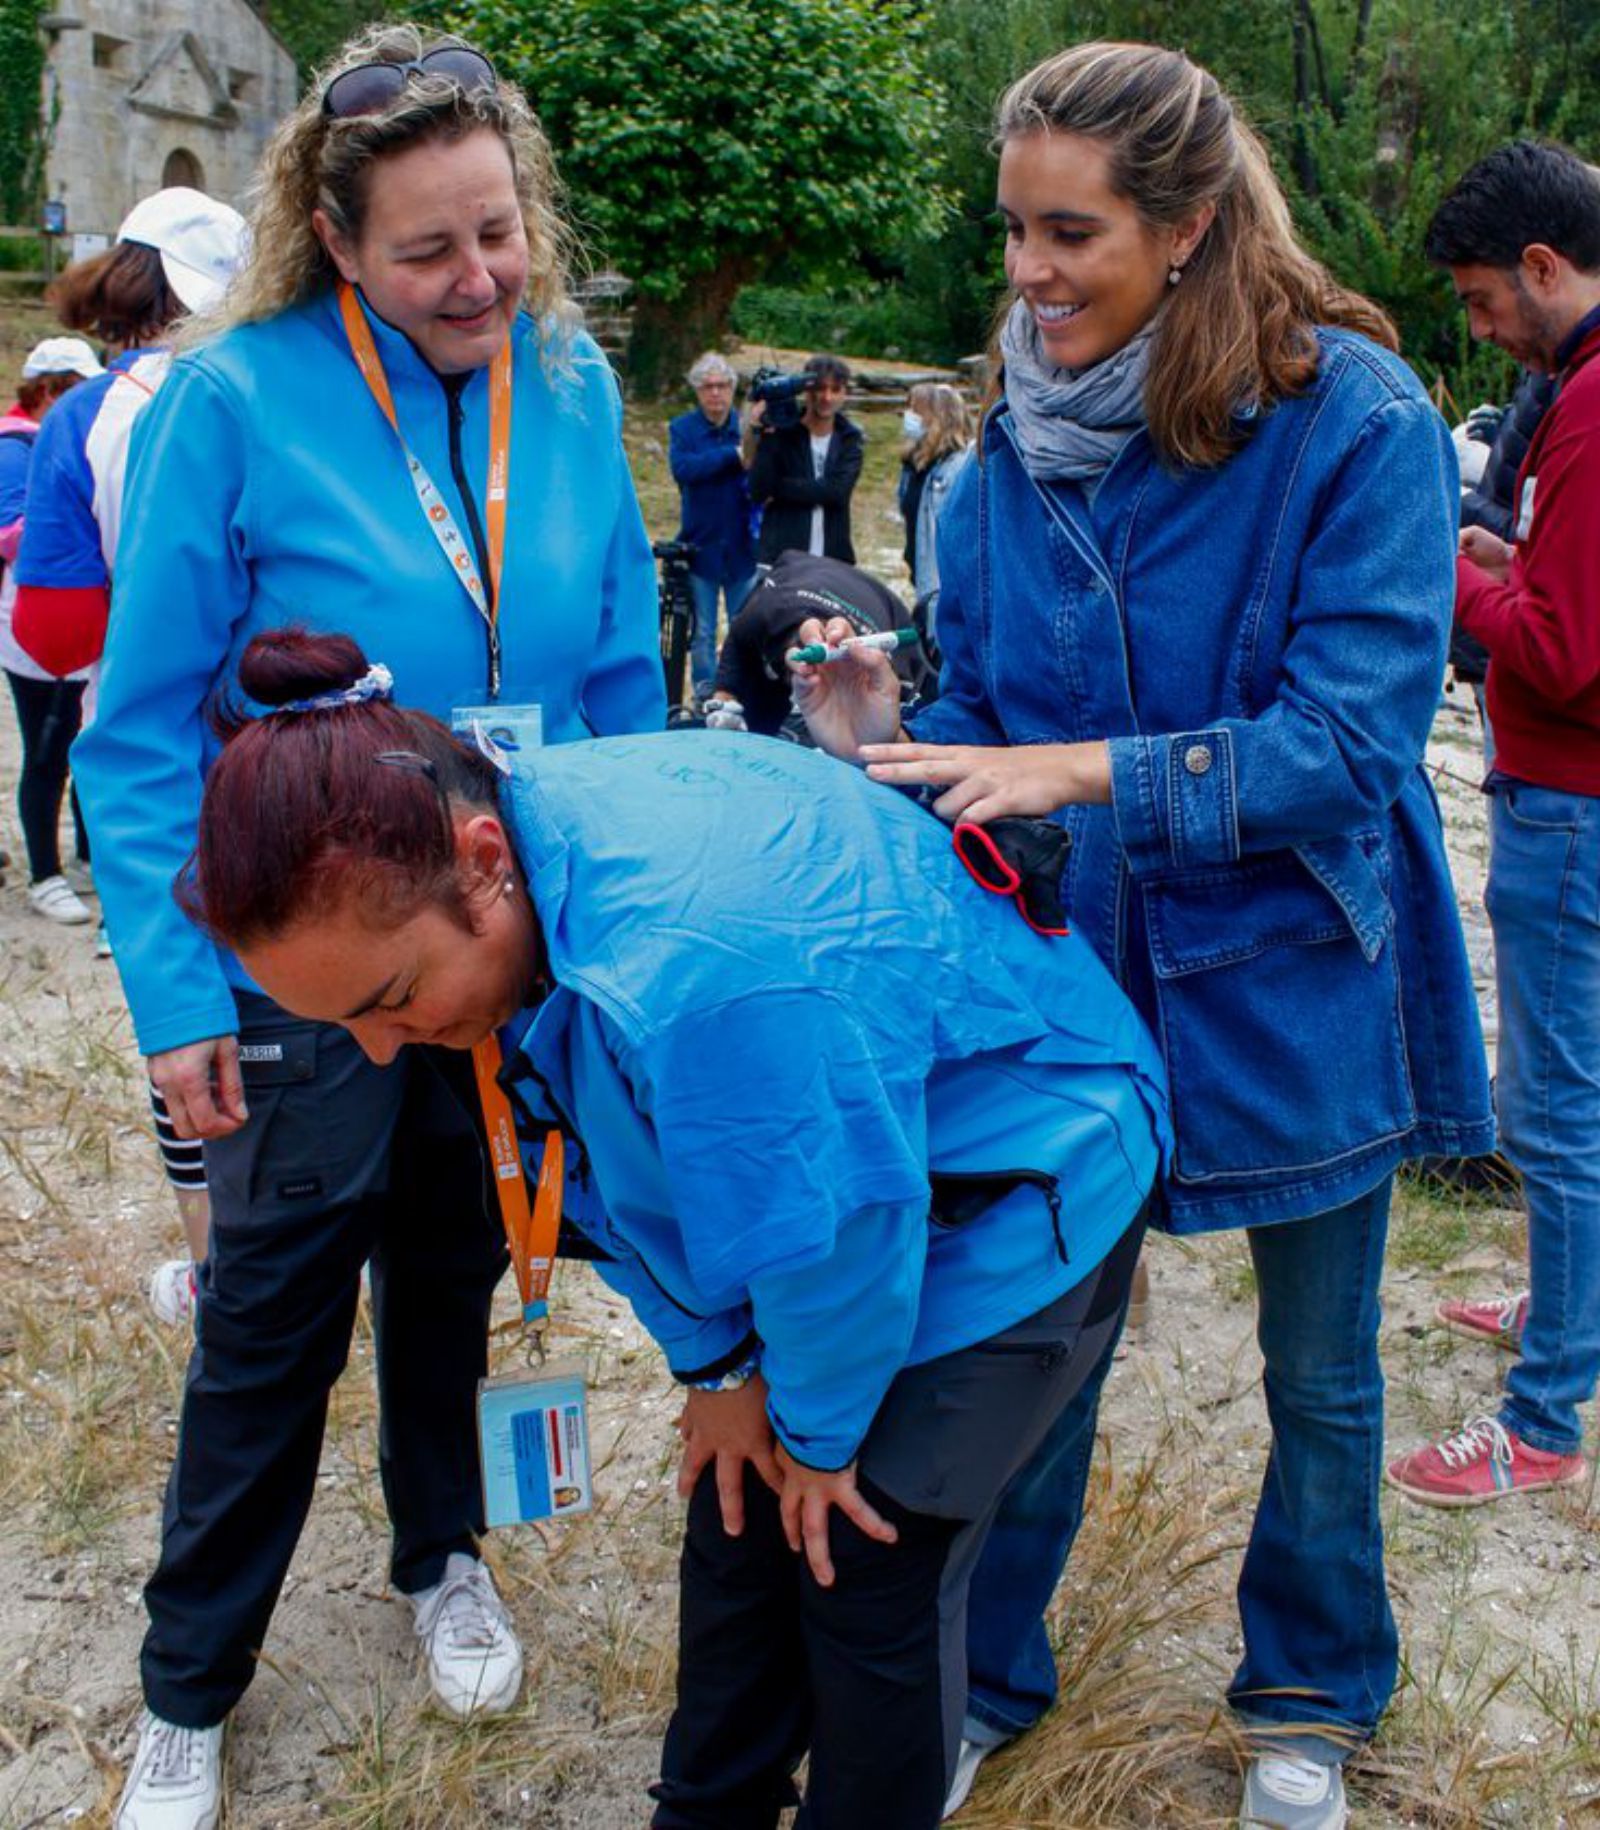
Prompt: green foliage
<box><xmin>730</xmin><ymin>281</ymin><xmax>956</xmax><ymax>363</ymax></box>
<box><xmin>261</xmin><ymin>0</ymin><xmax>403</xmax><ymax>81</ymax></box>
<box><xmin>0</xmin><ymin>0</ymin><xmax>44</xmax><ymax>224</ymax></box>
<box><xmin>439</xmin><ymin>0</ymin><xmax>948</xmax><ymax>377</ymax></box>
<box><xmin>724</xmin><ymin>0</ymin><xmax>1600</xmax><ymax>397</ymax></box>
<box><xmin>1264</xmin><ymin>0</ymin><xmax>1546</xmax><ymax>393</ymax></box>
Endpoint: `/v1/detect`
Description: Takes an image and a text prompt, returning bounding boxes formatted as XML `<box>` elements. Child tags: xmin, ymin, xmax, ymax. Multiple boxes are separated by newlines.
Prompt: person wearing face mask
<box><xmin>792</xmin><ymin>42</ymin><xmax>1491</xmax><ymax>1830</ymax></box>
<box><xmin>69</xmin><ymin>26</ymin><xmax>663</xmax><ymax>1829</ymax></box>
<box><xmin>743</xmin><ymin>352</ymin><xmax>864</xmax><ymax>564</ymax></box>
<box><xmin>896</xmin><ymin>382</ymin><xmax>972</xmax><ymax>647</ymax></box>
<box><xmin>669</xmin><ymin>351</ymin><xmax>756</xmax><ymax>693</ymax></box>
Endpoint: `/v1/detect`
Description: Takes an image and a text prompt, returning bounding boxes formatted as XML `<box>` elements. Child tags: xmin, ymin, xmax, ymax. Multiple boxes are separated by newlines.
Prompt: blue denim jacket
<box><xmin>669</xmin><ymin>405</ymin><xmax>755</xmax><ymax>587</ymax></box>
<box><xmin>913</xmin><ymin>328</ymin><xmax>1494</xmax><ymax>1232</ymax></box>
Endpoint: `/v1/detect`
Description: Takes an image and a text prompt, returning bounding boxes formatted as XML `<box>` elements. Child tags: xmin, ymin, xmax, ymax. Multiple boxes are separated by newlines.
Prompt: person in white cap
<box><xmin>9</xmin><ymin>187</ymin><xmax>247</xmax><ymax>1378</ymax></box>
<box><xmin>13</xmin><ymin>185</ymin><xmax>248</xmax><ymax>683</ymax></box>
<box><xmin>0</xmin><ymin>336</ymin><xmax>103</xmax><ymax>920</ymax></box>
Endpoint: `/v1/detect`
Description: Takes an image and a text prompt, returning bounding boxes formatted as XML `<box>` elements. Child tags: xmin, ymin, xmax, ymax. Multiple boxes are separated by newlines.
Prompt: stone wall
<box><xmin>40</xmin><ymin>0</ymin><xmax>297</xmax><ymax>237</ymax></box>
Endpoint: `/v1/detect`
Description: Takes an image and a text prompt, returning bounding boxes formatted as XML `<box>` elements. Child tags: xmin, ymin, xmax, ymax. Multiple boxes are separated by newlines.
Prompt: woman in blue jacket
<box><xmin>796</xmin><ymin>42</ymin><xmax>1493</xmax><ymax>1830</ymax></box>
<box><xmin>181</xmin><ymin>624</ymin><xmax>1169</xmax><ymax>1830</ymax></box>
<box><xmin>71</xmin><ymin>27</ymin><xmax>664</xmax><ymax>1829</ymax></box>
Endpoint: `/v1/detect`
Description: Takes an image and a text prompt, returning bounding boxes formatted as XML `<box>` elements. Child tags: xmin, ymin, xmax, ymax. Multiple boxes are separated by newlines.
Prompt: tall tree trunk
<box><xmin>627</xmin><ymin>255</ymin><xmax>759</xmax><ymax>393</ymax></box>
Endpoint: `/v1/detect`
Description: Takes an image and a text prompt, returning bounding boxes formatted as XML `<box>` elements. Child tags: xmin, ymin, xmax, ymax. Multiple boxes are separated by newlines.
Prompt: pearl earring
<box><xmin>1167</xmin><ymin>264</ymin><xmax>1184</xmax><ymax>286</ymax></box>
<box><xmin>503</xmin><ymin>877</ymin><xmax>515</xmax><ymax>896</ymax></box>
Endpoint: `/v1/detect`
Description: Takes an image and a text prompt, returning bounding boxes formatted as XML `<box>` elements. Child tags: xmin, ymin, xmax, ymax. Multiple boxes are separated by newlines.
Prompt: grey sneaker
<box><xmin>115</xmin><ymin>1711</ymin><xmax>222</xmax><ymax>1829</ymax></box>
<box><xmin>411</xmin><ymin>1552</ymin><xmax>523</xmax><ymax>1717</ymax></box>
<box><xmin>1241</xmin><ymin>1756</ymin><xmax>1347</xmax><ymax>1829</ymax></box>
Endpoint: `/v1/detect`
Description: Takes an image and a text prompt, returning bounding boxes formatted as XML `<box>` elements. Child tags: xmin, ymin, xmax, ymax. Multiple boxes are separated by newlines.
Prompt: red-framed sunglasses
<box><xmin>322</xmin><ymin>46</ymin><xmax>498</xmax><ymax>119</ymax></box>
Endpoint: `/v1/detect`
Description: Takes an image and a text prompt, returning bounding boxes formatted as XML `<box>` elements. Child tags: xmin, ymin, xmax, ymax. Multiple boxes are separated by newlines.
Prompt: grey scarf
<box><xmin>999</xmin><ymin>297</ymin><xmax>1154</xmax><ymax>482</ymax></box>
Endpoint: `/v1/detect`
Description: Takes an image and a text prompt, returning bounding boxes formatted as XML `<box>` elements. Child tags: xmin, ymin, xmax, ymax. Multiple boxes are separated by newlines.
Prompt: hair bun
<box><xmin>239</xmin><ymin>626</ymin><xmax>370</xmax><ymax>708</ymax></box>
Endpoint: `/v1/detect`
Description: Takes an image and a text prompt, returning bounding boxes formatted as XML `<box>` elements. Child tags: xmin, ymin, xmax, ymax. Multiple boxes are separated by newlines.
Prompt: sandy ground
<box><xmin>0</xmin><ymin>611</ymin><xmax>1592</xmax><ymax>1824</ymax></box>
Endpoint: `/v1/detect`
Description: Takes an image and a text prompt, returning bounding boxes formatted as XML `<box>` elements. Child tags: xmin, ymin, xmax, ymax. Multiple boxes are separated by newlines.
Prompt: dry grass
<box><xmin>0</xmin><ymin>411</ymin><xmax>1595</xmax><ymax>1825</ymax></box>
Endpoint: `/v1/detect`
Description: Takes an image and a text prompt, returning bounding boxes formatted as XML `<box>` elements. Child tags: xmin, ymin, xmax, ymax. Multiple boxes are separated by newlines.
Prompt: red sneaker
<box><xmin>1436</xmin><ymin>1291</ymin><xmax>1528</xmax><ymax>1351</ymax></box>
<box><xmin>1386</xmin><ymin>1415</ymin><xmax>1587</xmax><ymax>1508</ymax></box>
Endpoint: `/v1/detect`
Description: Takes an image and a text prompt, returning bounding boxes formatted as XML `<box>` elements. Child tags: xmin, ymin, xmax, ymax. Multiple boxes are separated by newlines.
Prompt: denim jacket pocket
<box><xmin>1142</xmin><ymin>844</ymin><xmax>1416</xmax><ymax>1184</ymax></box>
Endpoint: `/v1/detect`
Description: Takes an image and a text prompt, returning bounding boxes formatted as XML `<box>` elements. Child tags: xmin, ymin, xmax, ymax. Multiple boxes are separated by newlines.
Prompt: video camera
<box><xmin>749</xmin><ymin>366</ymin><xmax>813</xmax><ymax>432</ymax></box>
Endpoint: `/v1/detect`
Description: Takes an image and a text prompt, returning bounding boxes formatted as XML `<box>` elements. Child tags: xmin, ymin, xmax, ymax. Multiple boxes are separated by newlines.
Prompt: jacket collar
<box><xmin>320</xmin><ymin>283</ymin><xmax>489</xmax><ymax>398</ymax></box>
<box><xmin>1556</xmin><ymin>306</ymin><xmax>1600</xmax><ymax>376</ymax></box>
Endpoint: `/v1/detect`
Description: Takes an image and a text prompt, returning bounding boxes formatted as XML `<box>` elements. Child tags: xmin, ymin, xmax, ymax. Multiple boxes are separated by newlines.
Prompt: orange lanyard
<box><xmin>337</xmin><ymin>281</ymin><xmax>513</xmax><ymax>695</ymax></box>
<box><xmin>472</xmin><ymin>1034</ymin><xmax>563</xmax><ymax>1325</ymax></box>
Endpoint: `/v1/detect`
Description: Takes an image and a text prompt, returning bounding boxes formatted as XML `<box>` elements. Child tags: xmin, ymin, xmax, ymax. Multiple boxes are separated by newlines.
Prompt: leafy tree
<box><xmin>257</xmin><ymin>0</ymin><xmax>403</xmax><ymax>81</ymax></box>
<box><xmin>437</xmin><ymin>0</ymin><xmax>948</xmax><ymax>381</ymax></box>
<box><xmin>0</xmin><ymin>0</ymin><xmax>45</xmax><ymax>222</ymax></box>
<box><xmin>879</xmin><ymin>0</ymin><xmax>1542</xmax><ymax>395</ymax></box>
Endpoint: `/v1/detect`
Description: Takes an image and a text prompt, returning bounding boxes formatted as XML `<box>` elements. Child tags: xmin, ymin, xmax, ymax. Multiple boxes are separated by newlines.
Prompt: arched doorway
<box><xmin>162</xmin><ymin>148</ymin><xmax>205</xmax><ymax>189</ymax></box>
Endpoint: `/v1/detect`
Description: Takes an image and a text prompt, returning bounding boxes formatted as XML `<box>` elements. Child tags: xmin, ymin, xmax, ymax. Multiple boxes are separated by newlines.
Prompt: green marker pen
<box><xmin>787</xmin><ymin>627</ymin><xmax>919</xmax><ymax>666</ymax></box>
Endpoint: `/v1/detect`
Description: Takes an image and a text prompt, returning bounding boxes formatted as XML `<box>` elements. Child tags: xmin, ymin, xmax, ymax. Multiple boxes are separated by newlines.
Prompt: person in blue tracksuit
<box><xmin>70</xmin><ymin>28</ymin><xmax>665</xmax><ymax>1830</ymax></box>
<box><xmin>794</xmin><ymin>42</ymin><xmax>1493</xmax><ymax>1830</ymax></box>
<box><xmin>182</xmin><ymin>623</ymin><xmax>1171</xmax><ymax>1830</ymax></box>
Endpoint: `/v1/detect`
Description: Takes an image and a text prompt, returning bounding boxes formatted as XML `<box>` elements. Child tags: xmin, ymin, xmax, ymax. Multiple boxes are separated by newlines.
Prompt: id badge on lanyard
<box><xmin>337</xmin><ymin>281</ymin><xmax>513</xmax><ymax>699</ymax></box>
<box><xmin>470</xmin><ymin>1034</ymin><xmax>593</xmax><ymax>1528</ymax></box>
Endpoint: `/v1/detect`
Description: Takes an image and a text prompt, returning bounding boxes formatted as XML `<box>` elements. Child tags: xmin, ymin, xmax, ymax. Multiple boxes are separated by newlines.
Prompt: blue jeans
<box><xmin>1487</xmin><ymin>779</ymin><xmax>1600</xmax><ymax>1455</ymax></box>
<box><xmin>689</xmin><ymin>567</ymin><xmax>756</xmax><ymax>691</ymax></box>
<box><xmin>965</xmin><ymin>1178</ymin><xmax>1397</xmax><ymax>1762</ymax></box>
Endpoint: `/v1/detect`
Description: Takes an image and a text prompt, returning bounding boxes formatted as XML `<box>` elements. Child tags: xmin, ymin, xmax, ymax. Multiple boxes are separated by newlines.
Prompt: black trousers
<box><xmin>651</xmin><ymin>1219</ymin><xmax>1143</xmax><ymax>1830</ymax></box>
<box><xmin>5</xmin><ymin>669</ymin><xmax>87</xmax><ymax>880</ymax></box>
<box><xmin>140</xmin><ymin>993</ymin><xmax>507</xmax><ymax>1727</ymax></box>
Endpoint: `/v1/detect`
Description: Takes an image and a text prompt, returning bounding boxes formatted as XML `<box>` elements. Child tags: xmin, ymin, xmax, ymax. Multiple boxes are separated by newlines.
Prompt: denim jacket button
<box><xmin>1183</xmin><ymin>743</ymin><xmax>1213</xmax><ymax>776</ymax></box>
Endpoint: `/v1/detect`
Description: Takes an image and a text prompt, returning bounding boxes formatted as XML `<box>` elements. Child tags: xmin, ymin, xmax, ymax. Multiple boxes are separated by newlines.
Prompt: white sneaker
<box><xmin>115</xmin><ymin>1711</ymin><xmax>222</xmax><ymax>1829</ymax></box>
<box><xmin>1240</xmin><ymin>1755</ymin><xmax>1348</xmax><ymax>1829</ymax></box>
<box><xmin>64</xmin><ymin>859</ymin><xmax>95</xmax><ymax>897</ymax></box>
<box><xmin>28</xmin><ymin>873</ymin><xmax>92</xmax><ymax>924</ymax></box>
<box><xmin>411</xmin><ymin>1551</ymin><xmax>523</xmax><ymax>1717</ymax></box>
<box><xmin>943</xmin><ymin>1737</ymin><xmax>992</xmax><ymax>1818</ymax></box>
<box><xmin>149</xmin><ymin>1260</ymin><xmax>197</xmax><ymax>1327</ymax></box>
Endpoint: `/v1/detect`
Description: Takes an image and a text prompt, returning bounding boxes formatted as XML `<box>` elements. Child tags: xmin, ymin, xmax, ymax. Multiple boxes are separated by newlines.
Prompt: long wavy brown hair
<box><xmin>185</xmin><ymin>23</ymin><xmax>579</xmax><ymax>364</ymax></box>
<box><xmin>992</xmin><ymin>42</ymin><xmax>1396</xmax><ymax>468</ymax></box>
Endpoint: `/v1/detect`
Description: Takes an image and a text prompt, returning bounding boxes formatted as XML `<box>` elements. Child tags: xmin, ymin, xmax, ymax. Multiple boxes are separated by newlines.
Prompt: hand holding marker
<box><xmin>787</xmin><ymin>627</ymin><xmax>919</xmax><ymax>666</ymax></box>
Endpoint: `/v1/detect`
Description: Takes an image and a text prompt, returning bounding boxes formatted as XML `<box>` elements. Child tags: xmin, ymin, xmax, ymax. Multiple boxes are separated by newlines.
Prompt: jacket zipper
<box><xmin>929</xmin><ymin>1166</ymin><xmax>1068</xmax><ymax>1264</ymax></box>
<box><xmin>442</xmin><ymin>372</ymin><xmax>501</xmax><ymax>699</ymax></box>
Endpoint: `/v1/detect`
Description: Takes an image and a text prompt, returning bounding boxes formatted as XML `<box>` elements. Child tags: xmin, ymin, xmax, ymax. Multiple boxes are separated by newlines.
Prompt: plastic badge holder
<box><xmin>451</xmin><ymin>702</ymin><xmax>544</xmax><ymax>757</ymax></box>
<box><xmin>477</xmin><ymin>1362</ymin><xmax>593</xmax><ymax>1528</ymax></box>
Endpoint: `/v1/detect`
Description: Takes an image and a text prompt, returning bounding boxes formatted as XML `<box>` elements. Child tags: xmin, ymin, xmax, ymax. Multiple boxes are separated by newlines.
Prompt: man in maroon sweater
<box><xmin>1388</xmin><ymin>140</ymin><xmax>1600</xmax><ymax>1507</ymax></box>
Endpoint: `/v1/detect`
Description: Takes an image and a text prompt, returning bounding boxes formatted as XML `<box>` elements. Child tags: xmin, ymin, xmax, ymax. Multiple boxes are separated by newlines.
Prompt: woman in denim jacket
<box><xmin>796</xmin><ymin>42</ymin><xmax>1493</xmax><ymax>1830</ymax></box>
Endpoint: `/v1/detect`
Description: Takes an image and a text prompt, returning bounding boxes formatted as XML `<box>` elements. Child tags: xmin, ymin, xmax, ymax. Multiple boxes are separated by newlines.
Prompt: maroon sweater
<box><xmin>1457</xmin><ymin>320</ymin><xmax>1600</xmax><ymax>794</ymax></box>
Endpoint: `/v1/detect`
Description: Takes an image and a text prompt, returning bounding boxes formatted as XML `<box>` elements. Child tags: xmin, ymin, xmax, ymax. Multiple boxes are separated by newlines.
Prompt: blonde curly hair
<box><xmin>189</xmin><ymin>23</ymin><xmax>579</xmax><ymax>356</ymax></box>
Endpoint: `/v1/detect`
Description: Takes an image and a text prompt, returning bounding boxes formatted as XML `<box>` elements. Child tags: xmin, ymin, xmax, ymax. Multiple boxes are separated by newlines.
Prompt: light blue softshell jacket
<box><xmin>73</xmin><ymin>288</ymin><xmax>664</xmax><ymax>1056</ymax></box>
<box><xmin>501</xmin><ymin>732</ymin><xmax>1172</xmax><ymax>1468</ymax></box>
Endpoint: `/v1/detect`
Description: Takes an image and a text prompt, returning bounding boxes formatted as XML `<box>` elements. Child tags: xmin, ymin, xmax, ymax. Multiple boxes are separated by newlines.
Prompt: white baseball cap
<box><xmin>116</xmin><ymin>186</ymin><xmax>250</xmax><ymax>314</ymax></box>
<box><xmin>22</xmin><ymin>336</ymin><xmax>104</xmax><ymax>379</ymax></box>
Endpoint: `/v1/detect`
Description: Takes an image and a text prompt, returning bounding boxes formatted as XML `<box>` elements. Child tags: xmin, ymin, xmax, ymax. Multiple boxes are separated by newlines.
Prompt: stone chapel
<box><xmin>39</xmin><ymin>0</ymin><xmax>297</xmax><ymax>239</ymax></box>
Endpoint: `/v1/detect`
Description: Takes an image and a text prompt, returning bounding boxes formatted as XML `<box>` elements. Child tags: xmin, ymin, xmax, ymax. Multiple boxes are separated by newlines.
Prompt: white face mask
<box><xmin>902</xmin><ymin>410</ymin><xmax>926</xmax><ymax>440</ymax></box>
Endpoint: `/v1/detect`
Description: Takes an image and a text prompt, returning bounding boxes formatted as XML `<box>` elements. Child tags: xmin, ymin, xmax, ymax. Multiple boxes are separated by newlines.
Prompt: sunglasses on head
<box><xmin>322</xmin><ymin>46</ymin><xmax>497</xmax><ymax>120</ymax></box>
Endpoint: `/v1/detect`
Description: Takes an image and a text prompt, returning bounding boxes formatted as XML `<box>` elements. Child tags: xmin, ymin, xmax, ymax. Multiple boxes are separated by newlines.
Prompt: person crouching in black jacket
<box><xmin>742</xmin><ymin>354</ymin><xmax>865</xmax><ymax>564</ymax></box>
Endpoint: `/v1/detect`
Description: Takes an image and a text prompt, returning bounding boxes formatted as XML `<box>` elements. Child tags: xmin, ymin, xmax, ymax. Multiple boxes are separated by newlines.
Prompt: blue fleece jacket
<box><xmin>73</xmin><ymin>289</ymin><xmax>664</xmax><ymax>1056</ymax></box>
<box><xmin>498</xmin><ymin>732</ymin><xmax>1170</xmax><ymax>1469</ymax></box>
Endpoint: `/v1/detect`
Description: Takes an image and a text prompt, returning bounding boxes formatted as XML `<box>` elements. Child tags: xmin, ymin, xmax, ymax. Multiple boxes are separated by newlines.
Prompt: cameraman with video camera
<box><xmin>742</xmin><ymin>353</ymin><xmax>864</xmax><ymax>564</ymax></box>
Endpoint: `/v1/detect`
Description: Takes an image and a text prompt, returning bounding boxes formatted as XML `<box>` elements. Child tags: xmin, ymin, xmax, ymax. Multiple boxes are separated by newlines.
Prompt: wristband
<box><xmin>688</xmin><ymin>1351</ymin><xmax>760</xmax><ymax>1393</ymax></box>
